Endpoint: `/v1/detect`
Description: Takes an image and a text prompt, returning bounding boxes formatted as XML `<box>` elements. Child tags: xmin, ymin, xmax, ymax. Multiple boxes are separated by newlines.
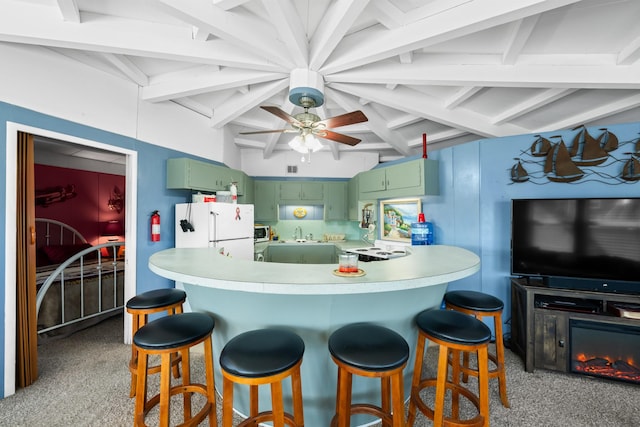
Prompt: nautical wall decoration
<box><xmin>510</xmin><ymin>125</ymin><xmax>639</xmax><ymax>184</ymax></box>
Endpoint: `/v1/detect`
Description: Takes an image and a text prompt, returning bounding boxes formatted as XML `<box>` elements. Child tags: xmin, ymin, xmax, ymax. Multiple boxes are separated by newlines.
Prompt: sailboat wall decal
<box><xmin>510</xmin><ymin>159</ymin><xmax>529</xmax><ymax>182</ymax></box>
<box><xmin>530</xmin><ymin>135</ymin><xmax>551</xmax><ymax>157</ymax></box>
<box><xmin>569</xmin><ymin>125</ymin><xmax>608</xmax><ymax>166</ymax></box>
<box><xmin>544</xmin><ymin>139</ymin><xmax>584</xmax><ymax>182</ymax></box>
<box><xmin>622</xmin><ymin>154</ymin><xmax>640</xmax><ymax>182</ymax></box>
<box><xmin>509</xmin><ymin>125</ymin><xmax>636</xmax><ymax>185</ymax></box>
<box><xmin>598</xmin><ymin>128</ymin><xmax>619</xmax><ymax>152</ymax></box>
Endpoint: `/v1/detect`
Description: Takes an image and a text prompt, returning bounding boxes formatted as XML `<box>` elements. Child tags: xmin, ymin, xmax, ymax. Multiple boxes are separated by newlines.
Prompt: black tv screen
<box><xmin>511</xmin><ymin>198</ymin><xmax>640</xmax><ymax>293</ymax></box>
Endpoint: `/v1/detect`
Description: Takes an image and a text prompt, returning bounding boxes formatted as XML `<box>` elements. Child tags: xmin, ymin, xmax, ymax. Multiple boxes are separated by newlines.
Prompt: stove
<box><xmin>345</xmin><ymin>246</ymin><xmax>408</xmax><ymax>262</ymax></box>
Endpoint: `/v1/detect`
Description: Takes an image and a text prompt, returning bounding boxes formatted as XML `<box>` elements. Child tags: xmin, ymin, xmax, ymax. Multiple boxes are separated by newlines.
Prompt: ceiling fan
<box><xmin>240</xmin><ymin>95</ymin><xmax>368</xmax><ymax>149</ymax></box>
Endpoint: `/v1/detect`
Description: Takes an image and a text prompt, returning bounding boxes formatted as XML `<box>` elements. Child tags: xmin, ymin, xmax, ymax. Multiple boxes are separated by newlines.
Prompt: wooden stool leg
<box><xmin>477</xmin><ymin>346</ymin><xmax>490</xmax><ymax>427</ymax></box>
<box><xmin>181</xmin><ymin>348</ymin><xmax>192</xmax><ymax>421</ymax></box>
<box><xmin>433</xmin><ymin>345</ymin><xmax>450</xmax><ymax>427</ymax></box>
<box><xmin>170</xmin><ymin>306</ymin><xmax>183</xmax><ymax>380</ymax></box>
<box><xmin>391</xmin><ymin>371</ymin><xmax>404</xmax><ymax>427</ymax></box>
<box><xmin>250</xmin><ymin>384</ymin><xmax>259</xmax><ymax>418</ymax></box>
<box><xmin>222</xmin><ymin>376</ymin><xmax>234</xmax><ymax>427</ymax></box>
<box><xmin>291</xmin><ymin>366</ymin><xmax>305</xmax><ymax>426</ymax></box>
<box><xmin>493</xmin><ymin>314</ymin><xmax>510</xmax><ymax>408</ymax></box>
<box><xmin>271</xmin><ymin>381</ymin><xmax>285</xmax><ymax>427</ymax></box>
<box><xmin>461</xmin><ymin>349</ymin><xmax>470</xmax><ymax>382</ymax></box>
<box><xmin>159</xmin><ymin>352</ymin><xmax>172</xmax><ymax>427</ymax></box>
<box><xmin>451</xmin><ymin>348</ymin><xmax>462</xmax><ymax>419</ymax></box>
<box><xmin>134</xmin><ymin>350</ymin><xmax>148</xmax><ymax>426</ymax></box>
<box><xmin>203</xmin><ymin>336</ymin><xmax>218</xmax><ymax>427</ymax></box>
<box><xmin>129</xmin><ymin>313</ymin><xmax>147</xmax><ymax>398</ymax></box>
<box><xmin>406</xmin><ymin>333</ymin><xmax>426</xmax><ymax>427</ymax></box>
<box><xmin>337</xmin><ymin>369</ymin><xmax>352</xmax><ymax>427</ymax></box>
<box><xmin>381</xmin><ymin>376</ymin><xmax>391</xmax><ymax>427</ymax></box>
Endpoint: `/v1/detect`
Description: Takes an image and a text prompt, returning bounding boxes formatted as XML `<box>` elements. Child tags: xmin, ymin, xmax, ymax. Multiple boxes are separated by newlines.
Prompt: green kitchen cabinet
<box><xmin>265</xmin><ymin>244</ymin><xmax>336</xmax><ymax>264</ymax></box>
<box><xmin>279</xmin><ymin>182</ymin><xmax>324</xmax><ymax>202</ymax></box>
<box><xmin>254</xmin><ymin>181</ymin><xmax>278</xmax><ymax>221</ymax></box>
<box><xmin>347</xmin><ymin>175</ymin><xmax>359</xmax><ymax>220</ymax></box>
<box><xmin>358</xmin><ymin>168</ymin><xmax>387</xmax><ymax>194</ymax></box>
<box><xmin>166</xmin><ymin>158</ymin><xmax>225</xmax><ymax>192</ymax></box>
<box><xmin>324</xmin><ymin>182</ymin><xmax>348</xmax><ymax>220</ymax></box>
<box><xmin>166</xmin><ymin>157</ymin><xmax>247</xmax><ymax>195</ymax></box>
<box><xmin>358</xmin><ymin>158</ymin><xmax>439</xmax><ymax>199</ymax></box>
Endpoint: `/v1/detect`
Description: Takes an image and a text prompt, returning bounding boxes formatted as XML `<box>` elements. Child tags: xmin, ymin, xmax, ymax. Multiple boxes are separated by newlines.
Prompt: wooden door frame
<box><xmin>4</xmin><ymin>122</ymin><xmax>138</xmax><ymax>397</ymax></box>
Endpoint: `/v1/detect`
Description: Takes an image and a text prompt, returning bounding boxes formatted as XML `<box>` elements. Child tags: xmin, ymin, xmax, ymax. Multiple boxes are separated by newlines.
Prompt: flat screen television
<box><xmin>511</xmin><ymin>198</ymin><xmax>640</xmax><ymax>294</ymax></box>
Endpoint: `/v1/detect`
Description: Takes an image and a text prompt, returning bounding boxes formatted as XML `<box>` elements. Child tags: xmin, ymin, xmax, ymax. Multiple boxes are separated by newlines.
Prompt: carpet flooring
<box><xmin>0</xmin><ymin>314</ymin><xmax>638</xmax><ymax>426</ymax></box>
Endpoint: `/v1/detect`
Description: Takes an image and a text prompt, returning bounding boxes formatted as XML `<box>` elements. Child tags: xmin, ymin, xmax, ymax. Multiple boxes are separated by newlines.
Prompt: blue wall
<box><xmin>0</xmin><ymin>102</ymin><xmax>218</xmax><ymax>397</ymax></box>
<box><xmin>426</xmin><ymin>122</ymin><xmax>640</xmax><ymax>330</ymax></box>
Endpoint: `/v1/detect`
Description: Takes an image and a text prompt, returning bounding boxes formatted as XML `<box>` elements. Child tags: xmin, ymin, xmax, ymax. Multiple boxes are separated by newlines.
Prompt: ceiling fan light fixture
<box><xmin>289</xmin><ymin>133</ymin><xmax>323</xmax><ymax>154</ymax></box>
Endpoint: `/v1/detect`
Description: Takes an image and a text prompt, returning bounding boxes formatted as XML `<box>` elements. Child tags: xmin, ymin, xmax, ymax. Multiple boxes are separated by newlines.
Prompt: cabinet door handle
<box><xmin>558</xmin><ymin>339</ymin><xmax>565</xmax><ymax>348</ymax></box>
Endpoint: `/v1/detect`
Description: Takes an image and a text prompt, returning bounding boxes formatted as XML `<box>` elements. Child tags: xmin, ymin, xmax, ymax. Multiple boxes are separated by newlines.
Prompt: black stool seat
<box><xmin>444</xmin><ymin>290</ymin><xmax>503</xmax><ymax>312</ymax></box>
<box><xmin>220</xmin><ymin>329</ymin><xmax>305</xmax><ymax>378</ymax></box>
<box><xmin>133</xmin><ymin>312</ymin><xmax>215</xmax><ymax>350</ymax></box>
<box><xmin>416</xmin><ymin>309</ymin><xmax>491</xmax><ymax>345</ymax></box>
<box><xmin>126</xmin><ymin>288</ymin><xmax>186</xmax><ymax>310</ymax></box>
<box><xmin>329</xmin><ymin>323</ymin><xmax>409</xmax><ymax>371</ymax></box>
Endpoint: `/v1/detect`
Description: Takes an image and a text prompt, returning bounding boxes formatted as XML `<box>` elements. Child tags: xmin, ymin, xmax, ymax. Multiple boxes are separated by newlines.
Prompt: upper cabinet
<box><xmin>278</xmin><ymin>182</ymin><xmax>324</xmax><ymax>202</ymax></box>
<box><xmin>347</xmin><ymin>176</ymin><xmax>359</xmax><ymax>221</ymax></box>
<box><xmin>324</xmin><ymin>182</ymin><xmax>348</xmax><ymax>221</ymax></box>
<box><xmin>358</xmin><ymin>158</ymin><xmax>439</xmax><ymax>199</ymax></box>
<box><xmin>254</xmin><ymin>181</ymin><xmax>278</xmax><ymax>222</ymax></box>
<box><xmin>166</xmin><ymin>158</ymin><xmax>247</xmax><ymax>195</ymax></box>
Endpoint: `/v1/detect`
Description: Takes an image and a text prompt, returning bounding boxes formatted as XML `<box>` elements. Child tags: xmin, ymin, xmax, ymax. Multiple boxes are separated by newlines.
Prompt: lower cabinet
<box><xmin>264</xmin><ymin>245</ymin><xmax>337</xmax><ymax>264</ymax></box>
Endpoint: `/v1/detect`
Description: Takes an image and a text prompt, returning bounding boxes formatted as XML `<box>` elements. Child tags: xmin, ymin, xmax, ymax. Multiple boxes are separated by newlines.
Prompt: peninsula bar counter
<box><xmin>149</xmin><ymin>245</ymin><xmax>480</xmax><ymax>426</ymax></box>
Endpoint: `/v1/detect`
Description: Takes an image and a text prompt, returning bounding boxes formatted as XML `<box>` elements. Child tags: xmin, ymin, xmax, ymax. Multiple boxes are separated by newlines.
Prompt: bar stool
<box><xmin>132</xmin><ymin>312</ymin><xmax>217</xmax><ymax>427</ymax></box>
<box><xmin>407</xmin><ymin>309</ymin><xmax>491</xmax><ymax>427</ymax></box>
<box><xmin>219</xmin><ymin>329</ymin><xmax>305</xmax><ymax>427</ymax></box>
<box><xmin>444</xmin><ymin>290</ymin><xmax>510</xmax><ymax>408</ymax></box>
<box><xmin>126</xmin><ymin>288</ymin><xmax>187</xmax><ymax>397</ymax></box>
<box><xmin>328</xmin><ymin>323</ymin><xmax>409</xmax><ymax>427</ymax></box>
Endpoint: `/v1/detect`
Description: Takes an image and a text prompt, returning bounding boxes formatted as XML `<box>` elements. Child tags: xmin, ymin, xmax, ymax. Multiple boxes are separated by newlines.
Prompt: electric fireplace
<box><xmin>570</xmin><ymin>319</ymin><xmax>640</xmax><ymax>384</ymax></box>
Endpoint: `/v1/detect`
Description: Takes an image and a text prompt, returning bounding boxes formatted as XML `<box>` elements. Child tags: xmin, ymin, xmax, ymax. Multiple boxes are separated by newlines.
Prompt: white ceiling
<box><xmin>3</xmin><ymin>0</ymin><xmax>640</xmax><ymax>162</ymax></box>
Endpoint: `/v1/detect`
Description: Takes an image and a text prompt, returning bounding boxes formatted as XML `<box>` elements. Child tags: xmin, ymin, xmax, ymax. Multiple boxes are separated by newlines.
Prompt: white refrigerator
<box><xmin>175</xmin><ymin>202</ymin><xmax>255</xmax><ymax>260</ymax></box>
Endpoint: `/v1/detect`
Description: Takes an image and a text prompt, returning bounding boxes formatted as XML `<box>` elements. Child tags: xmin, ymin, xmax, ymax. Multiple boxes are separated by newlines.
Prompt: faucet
<box><xmin>294</xmin><ymin>226</ymin><xmax>303</xmax><ymax>240</ymax></box>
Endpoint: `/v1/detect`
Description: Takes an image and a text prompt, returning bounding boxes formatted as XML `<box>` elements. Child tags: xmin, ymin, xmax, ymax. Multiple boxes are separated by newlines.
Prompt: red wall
<box><xmin>34</xmin><ymin>164</ymin><xmax>125</xmax><ymax>245</ymax></box>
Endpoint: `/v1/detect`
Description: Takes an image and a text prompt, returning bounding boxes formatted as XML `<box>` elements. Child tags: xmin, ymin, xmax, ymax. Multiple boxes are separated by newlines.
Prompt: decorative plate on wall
<box><xmin>293</xmin><ymin>207</ymin><xmax>307</xmax><ymax>218</ymax></box>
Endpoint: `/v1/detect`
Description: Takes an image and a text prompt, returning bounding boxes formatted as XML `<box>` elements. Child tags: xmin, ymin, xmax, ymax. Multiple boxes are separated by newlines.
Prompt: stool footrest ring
<box><xmin>139</xmin><ymin>383</ymin><xmax>213</xmax><ymax>427</ymax></box>
<box><xmin>237</xmin><ymin>411</ymin><xmax>298</xmax><ymax>427</ymax></box>
<box><xmin>410</xmin><ymin>378</ymin><xmax>485</xmax><ymax>427</ymax></box>
<box><xmin>330</xmin><ymin>403</ymin><xmax>394</xmax><ymax>427</ymax></box>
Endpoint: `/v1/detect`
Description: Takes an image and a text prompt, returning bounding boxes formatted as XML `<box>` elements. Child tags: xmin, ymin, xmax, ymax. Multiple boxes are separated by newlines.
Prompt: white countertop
<box><xmin>149</xmin><ymin>245</ymin><xmax>480</xmax><ymax>295</ymax></box>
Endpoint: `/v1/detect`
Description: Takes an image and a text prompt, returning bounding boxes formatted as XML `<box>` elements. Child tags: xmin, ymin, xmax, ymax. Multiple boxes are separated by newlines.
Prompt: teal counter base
<box><xmin>149</xmin><ymin>245</ymin><xmax>480</xmax><ymax>426</ymax></box>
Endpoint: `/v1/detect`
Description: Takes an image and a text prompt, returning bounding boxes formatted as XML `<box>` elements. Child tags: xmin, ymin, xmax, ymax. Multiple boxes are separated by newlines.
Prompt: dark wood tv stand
<box><xmin>510</xmin><ymin>277</ymin><xmax>640</xmax><ymax>373</ymax></box>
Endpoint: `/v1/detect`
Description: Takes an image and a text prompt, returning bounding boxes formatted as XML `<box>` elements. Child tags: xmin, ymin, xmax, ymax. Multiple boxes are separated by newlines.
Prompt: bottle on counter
<box><xmin>230</xmin><ymin>182</ymin><xmax>238</xmax><ymax>204</ymax></box>
<box><xmin>411</xmin><ymin>212</ymin><xmax>434</xmax><ymax>246</ymax></box>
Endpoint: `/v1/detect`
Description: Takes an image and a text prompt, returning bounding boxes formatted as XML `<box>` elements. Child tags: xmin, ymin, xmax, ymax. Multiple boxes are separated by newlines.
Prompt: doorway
<box><xmin>4</xmin><ymin>122</ymin><xmax>138</xmax><ymax>397</ymax></box>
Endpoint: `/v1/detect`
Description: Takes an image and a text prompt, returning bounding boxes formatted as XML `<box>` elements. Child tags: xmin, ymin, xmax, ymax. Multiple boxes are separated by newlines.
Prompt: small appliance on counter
<box><xmin>254</xmin><ymin>224</ymin><xmax>270</xmax><ymax>243</ymax></box>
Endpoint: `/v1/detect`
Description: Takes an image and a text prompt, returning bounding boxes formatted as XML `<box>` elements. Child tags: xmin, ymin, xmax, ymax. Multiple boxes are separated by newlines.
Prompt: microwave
<box><xmin>254</xmin><ymin>225</ymin><xmax>270</xmax><ymax>242</ymax></box>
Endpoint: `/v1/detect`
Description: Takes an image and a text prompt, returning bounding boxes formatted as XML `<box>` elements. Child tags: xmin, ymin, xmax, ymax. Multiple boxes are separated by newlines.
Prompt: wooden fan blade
<box><xmin>261</xmin><ymin>106</ymin><xmax>302</xmax><ymax>127</ymax></box>
<box><xmin>315</xmin><ymin>110</ymin><xmax>368</xmax><ymax>129</ymax></box>
<box><xmin>239</xmin><ymin>129</ymin><xmax>290</xmax><ymax>135</ymax></box>
<box><xmin>316</xmin><ymin>130</ymin><xmax>361</xmax><ymax>146</ymax></box>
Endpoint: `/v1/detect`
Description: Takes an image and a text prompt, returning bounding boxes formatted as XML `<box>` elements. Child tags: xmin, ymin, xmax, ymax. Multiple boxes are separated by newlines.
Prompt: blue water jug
<box><xmin>411</xmin><ymin>222</ymin><xmax>434</xmax><ymax>245</ymax></box>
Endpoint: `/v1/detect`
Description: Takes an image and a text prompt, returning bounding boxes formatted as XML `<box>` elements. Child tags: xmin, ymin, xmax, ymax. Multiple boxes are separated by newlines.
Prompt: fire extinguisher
<box><xmin>151</xmin><ymin>210</ymin><xmax>161</xmax><ymax>242</ymax></box>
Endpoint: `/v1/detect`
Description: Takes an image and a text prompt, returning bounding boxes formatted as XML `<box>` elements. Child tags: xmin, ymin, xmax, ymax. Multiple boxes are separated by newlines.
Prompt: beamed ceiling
<box><xmin>2</xmin><ymin>0</ymin><xmax>640</xmax><ymax>162</ymax></box>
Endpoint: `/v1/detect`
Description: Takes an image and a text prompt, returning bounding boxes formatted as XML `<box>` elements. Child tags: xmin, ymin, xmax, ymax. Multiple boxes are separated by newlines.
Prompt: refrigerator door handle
<box><xmin>209</xmin><ymin>211</ymin><xmax>217</xmax><ymax>243</ymax></box>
